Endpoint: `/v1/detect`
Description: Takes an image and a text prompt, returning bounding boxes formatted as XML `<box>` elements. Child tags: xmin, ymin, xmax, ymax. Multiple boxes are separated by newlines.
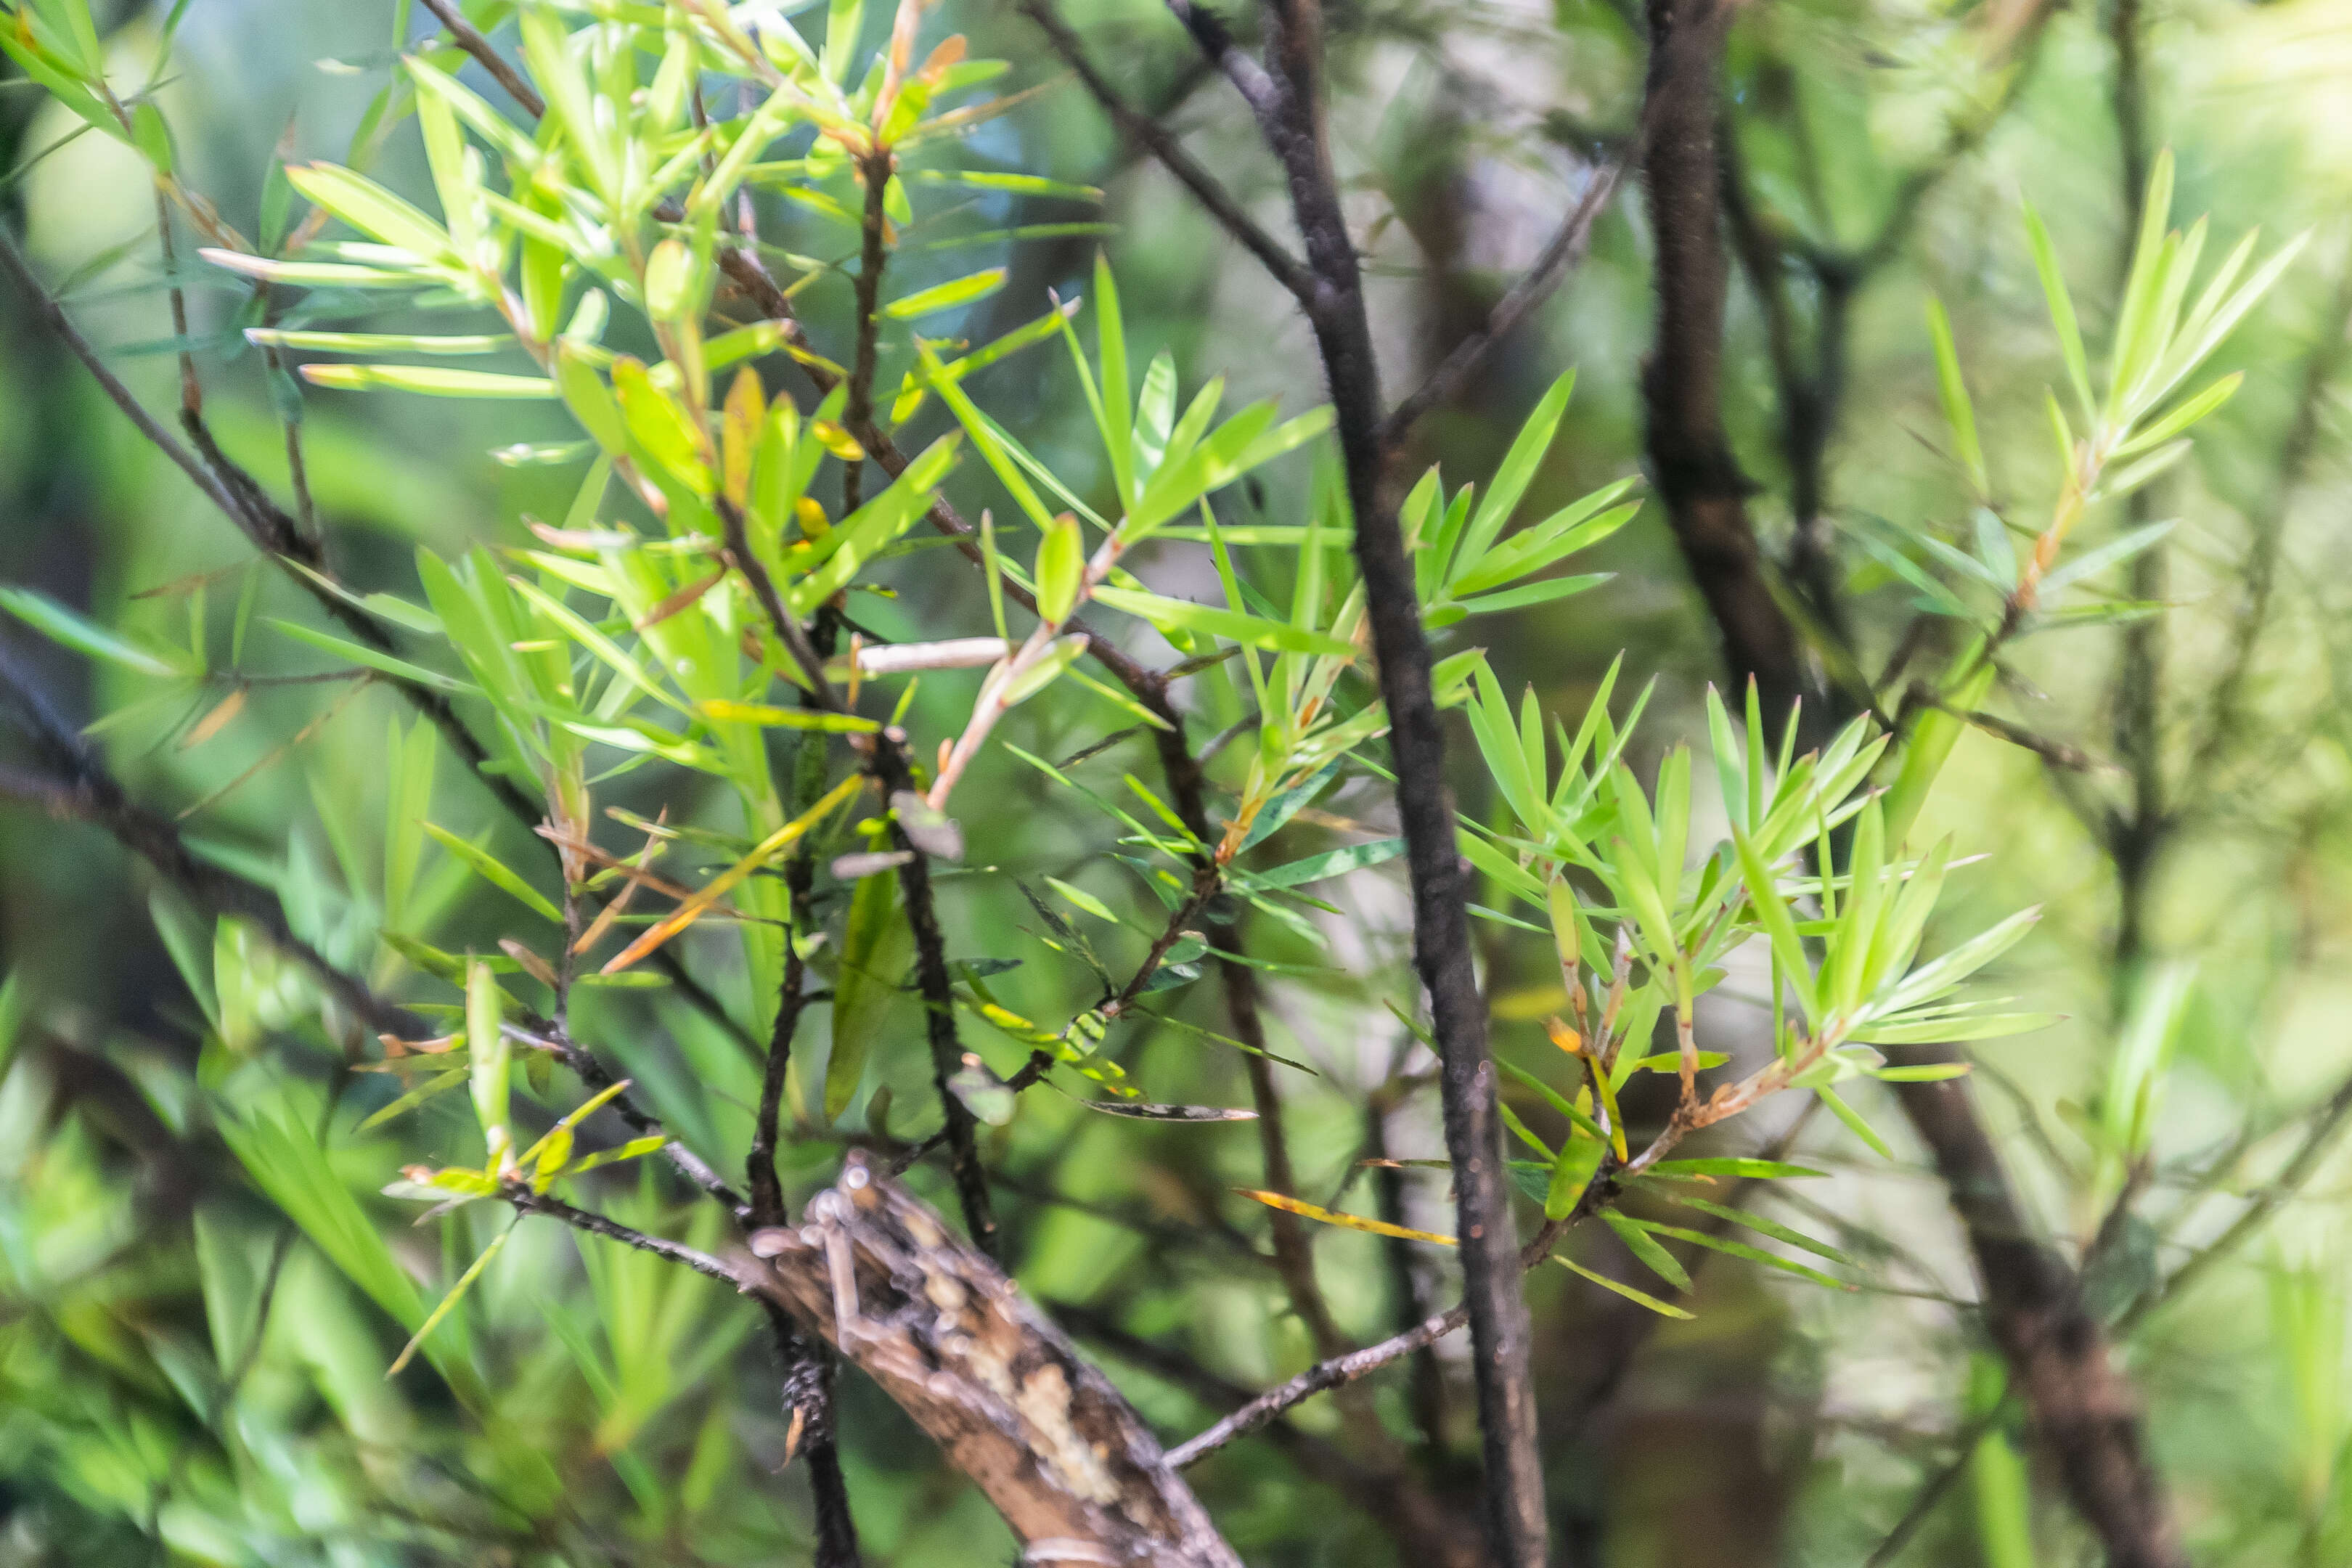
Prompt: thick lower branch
<box><xmin>741</xmin><ymin>1153</ymin><xmax>1238</xmax><ymax>1567</ymax></box>
<box><xmin>1895</xmin><ymin>1067</ymin><xmax>2185</xmax><ymax>1568</ymax></box>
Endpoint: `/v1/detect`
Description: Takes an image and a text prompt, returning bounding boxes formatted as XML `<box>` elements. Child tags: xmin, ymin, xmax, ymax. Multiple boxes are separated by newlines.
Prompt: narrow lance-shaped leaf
<box><xmin>422</xmin><ymin>822</ymin><xmax>563</xmax><ymax>924</ymax></box>
<box><xmin>1236</xmin><ymin>1188</ymin><xmax>1457</xmax><ymax>1246</ymax></box>
<box><xmin>826</xmin><ymin>869</ymin><xmax>913</xmax><ymax>1121</ymax></box>
<box><xmin>603</xmin><ymin>775</ymin><xmax>862</xmax><ymax>973</ymax></box>
<box><xmin>467</xmin><ymin>958</ymin><xmax>510</xmax><ymax>1175</ymax></box>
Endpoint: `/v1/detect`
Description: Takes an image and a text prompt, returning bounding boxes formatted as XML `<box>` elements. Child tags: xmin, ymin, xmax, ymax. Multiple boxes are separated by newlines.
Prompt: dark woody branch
<box><xmin>1633</xmin><ymin>3</ymin><xmax>2185</xmax><ymax>1557</ymax></box>
<box><xmin>1639</xmin><ymin>0</ymin><xmax>1813</xmax><ymax>734</ymax></box>
<box><xmin>417</xmin><ymin>0</ymin><xmax>546</xmax><ymax>118</ymax></box>
<box><xmin>716</xmin><ymin>491</ymin><xmax>997</xmax><ymax>1258</ymax></box>
<box><xmin>1895</xmin><ymin>1062</ymin><xmax>2186</xmax><ymax>1568</ymax></box>
<box><xmin>1148</xmin><ymin>3</ymin><xmax>1548</xmax><ymax>1559</ymax></box>
<box><xmin>1014</xmin><ymin>0</ymin><xmax>1318</xmax><ymax>305</ymax></box>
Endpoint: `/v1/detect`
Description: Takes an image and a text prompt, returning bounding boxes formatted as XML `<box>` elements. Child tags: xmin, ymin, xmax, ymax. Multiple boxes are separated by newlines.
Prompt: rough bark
<box><xmin>743</xmin><ymin>1153</ymin><xmax>1240</xmax><ymax>1568</ymax></box>
<box><xmin>1638</xmin><ymin>0</ymin><xmax>1810</xmax><ymax>730</ymax></box>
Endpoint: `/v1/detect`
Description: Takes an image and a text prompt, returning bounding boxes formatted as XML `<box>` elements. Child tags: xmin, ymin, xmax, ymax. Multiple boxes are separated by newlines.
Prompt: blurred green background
<box><xmin>3</xmin><ymin>0</ymin><xmax>2351</xmax><ymax>1564</ymax></box>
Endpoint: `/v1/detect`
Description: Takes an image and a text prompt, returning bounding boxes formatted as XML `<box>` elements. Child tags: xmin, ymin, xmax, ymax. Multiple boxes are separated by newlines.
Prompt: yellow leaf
<box><xmin>1234</xmin><ymin>1188</ymin><xmax>1456</xmax><ymax>1246</ymax></box>
<box><xmin>602</xmin><ymin>775</ymin><xmax>862</xmax><ymax>973</ymax></box>
<box><xmin>180</xmin><ymin>687</ymin><xmax>248</xmax><ymax>750</ymax></box>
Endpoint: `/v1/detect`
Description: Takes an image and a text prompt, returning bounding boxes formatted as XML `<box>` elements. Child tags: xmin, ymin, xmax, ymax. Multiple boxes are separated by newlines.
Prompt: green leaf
<box><xmin>555</xmin><ymin>343</ymin><xmax>627</xmax><ymax>454</ymax></box>
<box><xmin>1814</xmin><ymin>1084</ymin><xmax>1895</xmax><ymax>1161</ymax></box>
<box><xmin>1554</xmin><ymin>1253</ymin><xmax>1693</xmax><ymax>1319</ymax></box>
<box><xmin>197</xmin><ymin>248</ymin><xmax>421</xmax><ymax>289</ymax></box>
<box><xmin>1045</xmin><ymin>875</ymin><xmax>1119</xmax><ymax>924</ymax></box>
<box><xmin>1545</xmin><ymin>1131</ymin><xmax>1604</xmax><ymax>1220</ymax></box>
<box><xmin>383</xmin><ymin>716</ymin><xmax>438</xmax><ymax>934</ymax></box>
<box><xmin>612</xmin><ymin>357</ymin><xmax>711</xmax><ymax>493</ymax></box>
<box><xmin>1236</xmin><ymin>1188</ymin><xmax>1456</xmax><ymax>1246</ymax></box>
<box><xmin>912</xmin><ymin>169</ymin><xmax>1103</xmax><ymax>201</ymax></box>
<box><xmin>0</xmin><ymin>586</ymin><xmax>181</xmax><ymax>677</ymax></box>
<box><xmin>1731</xmin><ymin>822</ymin><xmax>1818</xmax><ymax>1025</ymax></box>
<box><xmin>1090</xmin><ymin>585</ymin><xmax>1356</xmax><ymax>656</ymax></box>
<box><xmin>1646</xmin><ymin>1157</ymin><xmax>1827</xmax><ymax>1180</ymax></box>
<box><xmin>1925</xmin><ymin>296</ymin><xmax>1988</xmax><ymax>496</ymax></box>
<box><xmin>785</xmin><ymin>434</ymin><xmax>962</xmax><ymax>614</ymax></box>
<box><xmin>388</xmin><ymin>1222</ymin><xmax>513</xmax><ymax>1377</ymax></box>
<box><xmin>130</xmin><ymin>101</ymin><xmax>173</xmax><ymax>174</ymax></box>
<box><xmin>506</xmin><ymin>574</ymin><xmax>683</xmax><ymax>717</ymax></box>
<box><xmin>1450</xmin><ymin>573</ymin><xmax>1614</xmax><ymax>618</ymax></box>
<box><xmin>561</xmin><ymin>1134</ymin><xmax>670</xmax><ymax>1177</ymax></box>
<box><xmin>1876</xmin><ymin>906</ymin><xmax>2041</xmax><ymax>1016</ymax></box>
<box><xmin>1238</xmin><ymin>762</ymin><xmax>1339</xmax><ymax>854</ymax></box>
<box><xmin>698</xmin><ymin>701</ymin><xmax>881</xmax><ymax>733</ymax></box>
<box><xmin>247</xmin><ymin>328</ymin><xmax>512</xmax><ymax>355</ymax></box>
<box><xmin>301</xmin><ymin>364</ymin><xmax>558</xmax><ymax>399</ymax></box>
<box><xmin>1246</xmin><ymin>837</ymin><xmax>1405</xmax><ymax>889</ymax></box>
<box><xmin>1034</xmin><ymin>513</ymin><xmax>1084</xmax><ymax>625</ymax></box>
<box><xmin>891</xmin><ymin>301</ymin><xmax>1074</xmax><ymax>422</ymax></box>
<box><xmin>218</xmin><ymin>1108</ymin><xmax>424</xmax><ymax>1331</ymax></box>
<box><xmin>421</xmin><ymin>822</ymin><xmax>563</xmax><ymax>924</ymax></box>
<box><xmin>1850</xmin><ymin>1012</ymin><xmax>2062</xmax><ymax>1044</ymax></box>
<box><xmin>2022</xmin><ymin>201</ymin><xmax>2094</xmax><ymax>419</ymax></box>
<box><xmin>468</xmin><ymin>957</ymin><xmax>511</xmax><ymax>1172</ymax></box>
<box><xmin>264</xmin><ymin>618</ymin><xmax>468</xmax><ymax>692</ymax></box>
<box><xmin>0</xmin><ymin>33</ymin><xmax>126</xmax><ymax>147</ymax></box>
<box><xmin>1496</xmin><ymin>1058</ymin><xmax>1608</xmax><ymax>1145</ymax></box>
<box><xmin>1670</xmin><ymin>1196</ymin><xmax>1850</xmax><ymax>1263</ymax></box>
<box><xmin>353</xmin><ymin>1066</ymin><xmax>470</xmax><ymax>1134</ymax></box>
<box><xmin>822</xmin><ymin>0</ymin><xmax>866</xmax><ymax>82</ymax></box>
<box><xmin>1602</xmin><ymin>1208</ymin><xmax>1691</xmax><ymax>1292</ymax></box>
<box><xmin>882</xmin><ymin>266</ymin><xmax>1008</xmax><ymax>319</ymax></box>
<box><xmin>283</xmin><ymin>162</ymin><xmax>456</xmax><ymax>265</ymax></box>
<box><xmin>2113</xmin><ymin>372</ymin><xmax>2242</xmax><ymax>460</ymax></box>
<box><xmin>1635</xmin><ymin>1220</ymin><xmax>1852</xmax><ymax>1291</ymax></box>
<box><xmin>1453</xmin><ymin>368</ymin><xmax>1575</xmax><ymax>575</ymax></box>
<box><xmin>520</xmin><ymin>6</ymin><xmax>618</xmax><ymax>198</ymax></box>
<box><xmin>827</xmin><ymin>873</ymin><xmax>911</xmax><ymax>1121</ymax></box>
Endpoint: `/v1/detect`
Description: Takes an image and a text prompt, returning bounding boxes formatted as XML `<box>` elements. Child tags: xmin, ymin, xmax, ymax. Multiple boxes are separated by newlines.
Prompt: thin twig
<box><xmin>502</xmin><ymin>1020</ymin><xmax>744</xmax><ymax>1212</ymax></box>
<box><xmin>749</xmin><ymin>609</ymin><xmax>843</xmax><ymax>1225</ymax></box>
<box><xmin>417</xmin><ymin>0</ymin><xmax>546</xmax><ymax>117</ymax></box>
<box><xmin>1861</xmin><ymin>1402</ymin><xmax>2012</xmax><ymax>1567</ymax></box>
<box><xmin>1015</xmin><ymin>0</ymin><xmax>1316</xmax><ymax>306</ymax></box>
<box><xmin>511</xmin><ymin>1189</ymin><xmax>745</xmax><ymax>1284</ymax></box>
<box><xmin>2119</xmin><ymin>1066</ymin><xmax>2352</xmax><ymax>1335</ymax></box>
<box><xmin>1380</xmin><ymin>158</ymin><xmax>1623</xmax><ymax>450</ymax></box>
<box><xmin>0</xmin><ymin>224</ymin><xmax>245</xmax><ymax>522</ymax></box>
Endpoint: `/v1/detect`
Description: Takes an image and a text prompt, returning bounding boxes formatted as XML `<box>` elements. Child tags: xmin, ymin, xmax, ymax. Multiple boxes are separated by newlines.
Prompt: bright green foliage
<box><xmin>0</xmin><ymin>0</ymin><xmax>2329</xmax><ymax>1563</ymax></box>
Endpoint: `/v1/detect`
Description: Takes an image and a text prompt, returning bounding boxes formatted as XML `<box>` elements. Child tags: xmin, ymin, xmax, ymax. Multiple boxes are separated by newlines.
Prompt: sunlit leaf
<box><xmin>1235</xmin><ymin>1188</ymin><xmax>1456</xmax><ymax>1245</ymax></box>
